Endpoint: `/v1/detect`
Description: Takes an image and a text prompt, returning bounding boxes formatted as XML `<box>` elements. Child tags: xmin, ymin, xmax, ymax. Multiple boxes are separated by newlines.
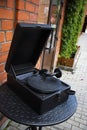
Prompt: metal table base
<box><xmin>25</xmin><ymin>126</ymin><xmax>42</xmax><ymax>130</ymax></box>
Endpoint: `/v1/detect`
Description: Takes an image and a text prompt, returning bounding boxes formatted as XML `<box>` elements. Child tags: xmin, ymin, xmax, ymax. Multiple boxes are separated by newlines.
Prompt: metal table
<box><xmin>0</xmin><ymin>83</ymin><xmax>77</xmax><ymax>130</ymax></box>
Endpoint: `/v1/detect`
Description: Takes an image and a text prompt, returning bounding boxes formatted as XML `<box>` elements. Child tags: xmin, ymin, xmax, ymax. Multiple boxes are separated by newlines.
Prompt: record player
<box><xmin>5</xmin><ymin>23</ymin><xmax>75</xmax><ymax>114</ymax></box>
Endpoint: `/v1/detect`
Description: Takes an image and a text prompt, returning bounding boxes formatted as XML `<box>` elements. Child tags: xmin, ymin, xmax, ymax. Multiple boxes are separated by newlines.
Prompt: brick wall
<box><xmin>17</xmin><ymin>0</ymin><xmax>39</xmax><ymax>23</ymax></box>
<box><xmin>0</xmin><ymin>0</ymin><xmax>39</xmax><ymax>85</ymax></box>
<box><xmin>0</xmin><ymin>0</ymin><xmax>13</xmax><ymax>85</ymax></box>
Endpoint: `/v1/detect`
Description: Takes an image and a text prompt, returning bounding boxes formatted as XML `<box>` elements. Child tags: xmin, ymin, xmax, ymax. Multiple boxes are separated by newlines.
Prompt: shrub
<box><xmin>60</xmin><ymin>0</ymin><xmax>87</xmax><ymax>58</ymax></box>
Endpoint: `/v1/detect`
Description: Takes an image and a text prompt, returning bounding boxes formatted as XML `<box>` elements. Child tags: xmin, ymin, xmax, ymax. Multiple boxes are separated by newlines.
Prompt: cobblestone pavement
<box><xmin>1</xmin><ymin>33</ymin><xmax>87</xmax><ymax>130</ymax></box>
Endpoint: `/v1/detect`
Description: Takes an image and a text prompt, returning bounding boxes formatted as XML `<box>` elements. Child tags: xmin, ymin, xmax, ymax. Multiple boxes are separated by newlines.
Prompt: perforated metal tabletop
<box><xmin>0</xmin><ymin>83</ymin><xmax>77</xmax><ymax>127</ymax></box>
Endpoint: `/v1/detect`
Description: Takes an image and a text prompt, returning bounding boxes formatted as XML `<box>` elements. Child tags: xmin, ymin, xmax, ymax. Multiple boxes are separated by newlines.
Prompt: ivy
<box><xmin>60</xmin><ymin>0</ymin><xmax>87</xmax><ymax>58</ymax></box>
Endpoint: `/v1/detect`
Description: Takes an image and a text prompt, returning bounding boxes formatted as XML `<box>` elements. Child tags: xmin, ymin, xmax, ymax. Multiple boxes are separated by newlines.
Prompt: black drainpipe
<box><xmin>41</xmin><ymin>0</ymin><xmax>53</xmax><ymax>69</ymax></box>
<box><xmin>47</xmin><ymin>0</ymin><xmax>53</xmax><ymax>24</ymax></box>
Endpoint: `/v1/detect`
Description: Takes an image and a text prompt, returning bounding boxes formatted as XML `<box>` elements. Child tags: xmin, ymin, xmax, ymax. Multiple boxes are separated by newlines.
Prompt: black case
<box><xmin>5</xmin><ymin>23</ymin><xmax>73</xmax><ymax>114</ymax></box>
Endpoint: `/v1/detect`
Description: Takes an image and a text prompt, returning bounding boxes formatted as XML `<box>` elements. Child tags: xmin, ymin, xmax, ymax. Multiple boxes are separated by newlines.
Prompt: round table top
<box><xmin>0</xmin><ymin>83</ymin><xmax>77</xmax><ymax>127</ymax></box>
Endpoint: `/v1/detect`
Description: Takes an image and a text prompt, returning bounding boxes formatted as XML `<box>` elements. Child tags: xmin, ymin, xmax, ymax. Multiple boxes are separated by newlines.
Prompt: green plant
<box><xmin>60</xmin><ymin>0</ymin><xmax>87</xmax><ymax>58</ymax></box>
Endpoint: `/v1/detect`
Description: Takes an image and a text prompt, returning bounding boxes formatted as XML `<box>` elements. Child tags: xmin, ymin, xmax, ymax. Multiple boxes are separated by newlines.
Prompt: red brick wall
<box><xmin>0</xmin><ymin>0</ymin><xmax>39</xmax><ymax>85</ymax></box>
<box><xmin>17</xmin><ymin>0</ymin><xmax>39</xmax><ymax>23</ymax></box>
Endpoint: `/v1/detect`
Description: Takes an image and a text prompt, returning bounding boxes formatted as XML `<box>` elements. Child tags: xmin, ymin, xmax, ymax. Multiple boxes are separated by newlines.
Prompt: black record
<box><xmin>27</xmin><ymin>74</ymin><xmax>65</xmax><ymax>94</ymax></box>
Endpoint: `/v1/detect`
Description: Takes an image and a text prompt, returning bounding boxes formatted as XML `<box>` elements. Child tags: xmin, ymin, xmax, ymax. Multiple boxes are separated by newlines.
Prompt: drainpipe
<box><xmin>47</xmin><ymin>0</ymin><xmax>53</xmax><ymax>24</ymax></box>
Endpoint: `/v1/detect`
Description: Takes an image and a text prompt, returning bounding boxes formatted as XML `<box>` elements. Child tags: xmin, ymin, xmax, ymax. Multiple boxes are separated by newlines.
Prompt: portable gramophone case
<box><xmin>5</xmin><ymin>23</ymin><xmax>75</xmax><ymax>114</ymax></box>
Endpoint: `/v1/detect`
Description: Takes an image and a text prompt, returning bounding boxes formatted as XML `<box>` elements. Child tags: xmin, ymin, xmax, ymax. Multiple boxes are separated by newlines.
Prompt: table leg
<box><xmin>25</xmin><ymin>126</ymin><xmax>42</xmax><ymax>130</ymax></box>
<box><xmin>39</xmin><ymin>126</ymin><xmax>42</xmax><ymax>130</ymax></box>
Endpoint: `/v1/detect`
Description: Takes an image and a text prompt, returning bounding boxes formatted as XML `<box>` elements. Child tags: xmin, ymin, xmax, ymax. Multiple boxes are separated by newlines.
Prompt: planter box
<box><xmin>58</xmin><ymin>57</ymin><xmax>74</xmax><ymax>67</ymax></box>
<box><xmin>58</xmin><ymin>46</ymin><xmax>81</xmax><ymax>73</ymax></box>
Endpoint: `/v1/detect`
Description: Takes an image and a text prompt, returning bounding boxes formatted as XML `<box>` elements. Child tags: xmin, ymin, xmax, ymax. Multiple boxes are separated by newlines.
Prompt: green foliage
<box><xmin>60</xmin><ymin>0</ymin><xmax>87</xmax><ymax>58</ymax></box>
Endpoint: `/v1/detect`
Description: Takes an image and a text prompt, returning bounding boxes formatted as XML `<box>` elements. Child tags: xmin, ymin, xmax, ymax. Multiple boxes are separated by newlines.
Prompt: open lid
<box><xmin>5</xmin><ymin>23</ymin><xmax>52</xmax><ymax>73</ymax></box>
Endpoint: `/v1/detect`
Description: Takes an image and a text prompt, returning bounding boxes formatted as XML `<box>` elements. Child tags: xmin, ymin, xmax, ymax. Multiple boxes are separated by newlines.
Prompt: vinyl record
<box><xmin>27</xmin><ymin>74</ymin><xmax>65</xmax><ymax>94</ymax></box>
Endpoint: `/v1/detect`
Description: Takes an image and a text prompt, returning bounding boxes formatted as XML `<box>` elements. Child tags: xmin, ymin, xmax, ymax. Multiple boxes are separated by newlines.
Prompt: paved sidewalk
<box><xmin>1</xmin><ymin>33</ymin><xmax>87</xmax><ymax>130</ymax></box>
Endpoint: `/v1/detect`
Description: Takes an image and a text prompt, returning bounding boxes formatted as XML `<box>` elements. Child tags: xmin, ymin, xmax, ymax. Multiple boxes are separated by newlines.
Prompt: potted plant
<box><xmin>58</xmin><ymin>0</ymin><xmax>87</xmax><ymax>70</ymax></box>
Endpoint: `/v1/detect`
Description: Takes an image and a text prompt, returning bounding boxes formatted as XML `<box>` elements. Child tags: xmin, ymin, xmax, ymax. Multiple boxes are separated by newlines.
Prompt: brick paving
<box><xmin>1</xmin><ymin>33</ymin><xmax>87</xmax><ymax>130</ymax></box>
